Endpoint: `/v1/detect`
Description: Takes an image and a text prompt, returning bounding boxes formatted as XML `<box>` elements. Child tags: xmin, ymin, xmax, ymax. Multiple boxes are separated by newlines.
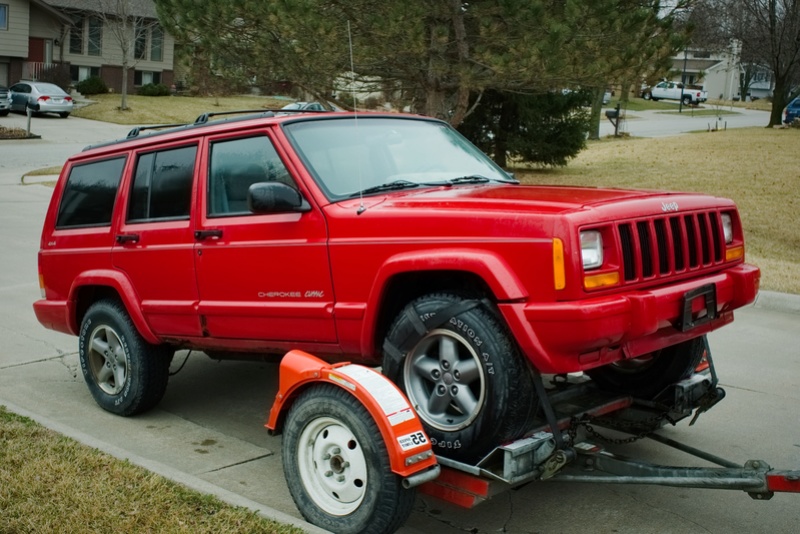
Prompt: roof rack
<box><xmin>83</xmin><ymin>109</ymin><xmax>280</xmax><ymax>151</ymax></box>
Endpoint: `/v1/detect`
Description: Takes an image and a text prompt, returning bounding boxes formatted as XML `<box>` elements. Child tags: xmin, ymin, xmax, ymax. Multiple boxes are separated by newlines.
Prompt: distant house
<box><xmin>667</xmin><ymin>41</ymin><xmax>773</xmax><ymax>101</ymax></box>
<box><xmin>0</xmin><ymin>0</ymin><xmax>174</xmax><ymax>92</ymax></box>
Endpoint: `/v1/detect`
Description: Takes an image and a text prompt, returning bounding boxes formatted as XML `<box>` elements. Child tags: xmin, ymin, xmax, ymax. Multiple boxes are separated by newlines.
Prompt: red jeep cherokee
<box><xmin>34</xmin><ymin>111</ymin><xmax>760</xmax><ymax>459</ymax></box>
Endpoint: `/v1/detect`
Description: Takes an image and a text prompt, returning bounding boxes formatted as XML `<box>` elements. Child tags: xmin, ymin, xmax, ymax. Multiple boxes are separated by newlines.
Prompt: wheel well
<box><xmin>74</xmin><ymin>285</ymin><xmax>123</xmax><ymax>328</ymax></box>
<box><xmin>373</xmin><ymin>270</ymin><xmax>494</xmax><ymax>354</ymax></box>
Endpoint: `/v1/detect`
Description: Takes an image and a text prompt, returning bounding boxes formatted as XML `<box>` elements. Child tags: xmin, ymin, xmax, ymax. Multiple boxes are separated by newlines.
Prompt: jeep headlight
<box><xmin>721</xmin><ymin>213</ymin><xmax>733</xmax><ymax>244</ymax></box>
<box><xmin>580</xmin><ymin>230</ymin><xmax>603</xmax><ymax>270</ymax></box>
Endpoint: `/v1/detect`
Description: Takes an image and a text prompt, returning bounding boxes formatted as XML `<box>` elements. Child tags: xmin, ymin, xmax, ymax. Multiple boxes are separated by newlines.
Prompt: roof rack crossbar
<box><xmin>127</xmin><ymin>123</ymin><xmax>191</xmax><ymax>138</ymax></box>
<box><xmin>194</xmin><ymin>109</ymin><xmax>277</xmax><ymax>124</ymax></box>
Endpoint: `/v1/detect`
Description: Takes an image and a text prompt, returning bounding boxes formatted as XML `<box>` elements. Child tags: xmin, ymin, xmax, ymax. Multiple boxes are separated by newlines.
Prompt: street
<box><xmin>0</xmin><ymin>113</ymin><xmax>798</xmax><ymax>533</ymax></box>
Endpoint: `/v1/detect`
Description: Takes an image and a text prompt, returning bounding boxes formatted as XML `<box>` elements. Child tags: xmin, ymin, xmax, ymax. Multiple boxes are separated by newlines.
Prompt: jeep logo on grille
<box><xmin>661</xmin><ymin>201</ymin><xmax>679</xmax><ymax>212</ymax></box>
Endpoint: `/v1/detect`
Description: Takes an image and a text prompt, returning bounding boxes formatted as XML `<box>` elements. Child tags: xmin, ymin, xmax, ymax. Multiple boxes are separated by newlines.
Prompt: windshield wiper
<box><xmin>422</xmin><ymin>174</ymin><xmax>517</xmax><ymax>186</ymax></box>
<box><xmin>349</xmin><ymin>180</ymin><xmax>420</xmax><ymax>198</ymax></box>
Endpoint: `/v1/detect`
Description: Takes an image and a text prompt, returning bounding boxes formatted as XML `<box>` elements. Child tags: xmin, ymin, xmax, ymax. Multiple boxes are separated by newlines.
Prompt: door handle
<box><xmin>115</xmin><ymin>234</ymin><xmax>139</xmax><ymax>244</ymax></box>
<box><xmin>194</xmin><ymin>229</ymin><xmax>223</xmax><ymax>240</ymax></box>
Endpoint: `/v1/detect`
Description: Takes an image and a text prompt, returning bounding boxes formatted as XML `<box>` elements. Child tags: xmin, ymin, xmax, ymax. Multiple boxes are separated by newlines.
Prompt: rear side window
<box><xmin>127</xmin><ymin>145</ymin><xmax>197</xmax><ymax>222</ymax></box>
<box><xmin>56</xmin><ymin>156</ymin><xmax>126</xmax><ymax>228</ymax></box>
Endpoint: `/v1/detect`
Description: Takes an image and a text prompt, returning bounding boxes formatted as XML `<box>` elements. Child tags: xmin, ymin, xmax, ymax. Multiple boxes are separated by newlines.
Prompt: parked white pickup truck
<box><xmin>643</xmin><ymin>81</ymin><xmax>708</xmax><ymax>105</ymax></box>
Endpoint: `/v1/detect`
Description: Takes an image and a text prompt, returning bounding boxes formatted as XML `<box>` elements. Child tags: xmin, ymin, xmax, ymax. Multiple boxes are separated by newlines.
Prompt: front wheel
<box><xmin>585</xmin><ymin>336</ymin><xmax>706</xmax><ymax>399</ymax></box>
<box><xmin>643</xmin><ymin>92</ymin><xmax>652</xmax><ymax>100</ymax></box>
<box><xmin>282</xmin><ymin>385</ymin><xmax>416</xmax><ymax>534</ymax></box>
<box><xmin>382</xmin><ymin>293</ymin><xmax>537</xmax><ymax>461</ymax></box>
<box><xmin>79</xmin><ymin>299</ymin><xmax>171</xmax><ymax>415</ymax></box>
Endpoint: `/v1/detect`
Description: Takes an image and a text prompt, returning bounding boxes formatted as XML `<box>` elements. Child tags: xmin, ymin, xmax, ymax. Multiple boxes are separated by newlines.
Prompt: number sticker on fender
<box><xmin>397</xmin><ymin>431</ymin><xmax>428</xmax><ymax>451</ymax></box>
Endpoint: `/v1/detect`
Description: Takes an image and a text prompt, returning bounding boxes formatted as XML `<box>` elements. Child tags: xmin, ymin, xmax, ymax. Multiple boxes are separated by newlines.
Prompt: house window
<box><xmin>150</xmin><ymin>25</ymin><xmax>163</xmax><ymax>62</ymax></box>
<box><xmin>70</xmin><ymin>65</ymin><xmax>100</xmax><ymax>84</ymax></box>
<box><xmin>70</xmin><ymin>16</ymin><xmax>84</xmax><ymax>54</ymax></box>
<box><xmin>134</xmin><ymin>23</ymin><xmax>147</xmax><ymax>60</ymax></box>
<box><xmin>134</xmin><ymin>70</ymin><xmax>161</xmax><ymax>86</ymax></box>
<box><xmin>88</xmin><ymin>16</ymin><xmax>102</xmax><ymax>56</ymax></box>
<box><xmin>0</xmin><ymin>4</ymin><xmax>8</xmax><ymax>31</ymax></box>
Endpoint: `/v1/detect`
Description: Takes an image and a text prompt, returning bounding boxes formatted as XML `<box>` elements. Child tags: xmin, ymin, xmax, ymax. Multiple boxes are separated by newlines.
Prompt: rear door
<box><xmin>193</xmin><ymin>130</ymin><xmax>336</xmax><ymax>344</ymax></box>
<box><xmin>112</xmin><ymin>142</ymin><xmax>202</xmax><ymax>337</ymax></box>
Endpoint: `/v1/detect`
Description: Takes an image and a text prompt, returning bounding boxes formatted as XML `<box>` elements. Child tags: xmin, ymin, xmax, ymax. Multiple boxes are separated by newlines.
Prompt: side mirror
<box><xmin>248</xmin><ymin>182</ymin><xmax>310</xmax><ymax>214</ymax></box>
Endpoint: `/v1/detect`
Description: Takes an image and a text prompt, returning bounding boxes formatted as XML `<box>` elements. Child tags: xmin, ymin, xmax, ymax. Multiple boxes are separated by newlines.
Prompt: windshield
<box><xmin>283</xmin><ymin>116</ymin><xmax>514</xmax><ymax>200</ymax></box>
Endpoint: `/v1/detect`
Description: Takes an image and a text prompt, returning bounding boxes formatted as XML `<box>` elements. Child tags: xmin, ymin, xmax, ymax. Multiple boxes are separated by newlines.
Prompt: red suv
<box><xmin>34</xmin><ymin>111</ymin><xmax>760</xmax><ymax>459</ymax></box>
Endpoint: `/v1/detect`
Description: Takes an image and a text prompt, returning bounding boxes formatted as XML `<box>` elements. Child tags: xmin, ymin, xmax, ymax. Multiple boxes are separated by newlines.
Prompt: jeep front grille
<box><xmin>617</xmin><ymin>210</ymin><xmax>724</xmax><ymax>282</ymax></box>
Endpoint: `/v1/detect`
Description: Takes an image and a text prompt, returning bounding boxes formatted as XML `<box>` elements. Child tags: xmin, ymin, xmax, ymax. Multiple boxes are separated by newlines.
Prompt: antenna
<box><xmin>348</xmin><ymin>20</ymin><xmax>366</xmax><ymax>215</ymax></box>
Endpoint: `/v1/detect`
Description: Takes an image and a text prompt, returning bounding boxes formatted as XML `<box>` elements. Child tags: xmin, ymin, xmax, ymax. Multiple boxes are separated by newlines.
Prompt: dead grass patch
<box><xmin>514</xmin><ymin>127</ymin><xmax>800</xmax><ymax>294</ymax></box>
<box><xmin>0</xmin><ymin>407</ymin><xmax>301</xmax><ymax>533</ymax></box>
<box><xmin>73</xmin><ymin>94</ymin><xmax>292</xmax><ymax>125</ymax></box>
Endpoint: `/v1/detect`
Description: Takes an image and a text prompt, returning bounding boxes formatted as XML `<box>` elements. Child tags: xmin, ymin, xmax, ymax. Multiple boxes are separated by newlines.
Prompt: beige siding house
<box><xmin>0</xmin><ymin>0</ymin><xmax>175</xmax><ymax>92</ymax></box>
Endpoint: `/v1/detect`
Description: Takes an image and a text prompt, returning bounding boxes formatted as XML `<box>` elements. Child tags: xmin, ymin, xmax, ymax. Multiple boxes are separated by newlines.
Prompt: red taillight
<box><xmin>64</xmin><ymin>96</ymin><xmax>73</xmax><ymax>102</ymax></box>
<box><xmin>38</xmin><ymin>96</ymin><xmax>50</xmax><ymax>102</ymax></box>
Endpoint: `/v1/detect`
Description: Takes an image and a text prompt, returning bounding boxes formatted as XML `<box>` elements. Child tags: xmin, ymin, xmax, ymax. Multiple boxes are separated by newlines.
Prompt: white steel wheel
<box><xmin>282</xmin><ymin>385</ymin><xmax>416</xmax><ymax>534</ymax></box>
<box><xmin>297</xmin><ymin>415</ymin><xmax>369</xmax><ymax>515</ymax></box>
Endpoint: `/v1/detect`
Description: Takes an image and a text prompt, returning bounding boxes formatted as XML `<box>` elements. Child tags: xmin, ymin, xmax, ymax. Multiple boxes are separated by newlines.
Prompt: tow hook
<box><xmin>540</xmin><ymin>448</ymin><xmax>576</xmax><ymax>480</ymax></box>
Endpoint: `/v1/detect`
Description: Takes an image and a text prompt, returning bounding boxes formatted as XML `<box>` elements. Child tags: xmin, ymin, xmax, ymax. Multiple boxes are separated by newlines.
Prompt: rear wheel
<box><xmin>585</xmin><ymin>336</ymin><xmax>706</xmax><ymax>399</ymax></box>
<box><xmin>382</xmin><ymin>293</ymin><xmax>537</xmax><ymax>461</ymax></box>
<box><xmin>59</xmin><ymin>112</ymin><xmax>70</xmax><ymax>118</ymax></box>
<box><xmin>682</xmin><ymin>95</ymin><xmax>693</xmax><ymax>106</ymax></box>
<box><xmin>282</xmin><ymin>385</ymin><xmax>416</xmax><ymax>534</ymax></box>
<box><xmin>79</xmin><ymin>299</ymin><xmax>171</xmax><ymax>415</ymax></box>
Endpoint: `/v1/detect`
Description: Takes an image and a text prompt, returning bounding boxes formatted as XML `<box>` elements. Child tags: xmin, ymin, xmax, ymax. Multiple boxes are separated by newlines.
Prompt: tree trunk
<box><xmin>768</xmin><ymin>74</ymin><xmax>789</xmax><ymax>127</ymax></box>
<box><xmin>121</xmin><ymin>60</ymin><xmax>129</xmax><ymax>111</ymax></box>
<box><xmin>588</xmin><ymin>88</ymin><xmax>605</xmax><ymax>140</ymax></box>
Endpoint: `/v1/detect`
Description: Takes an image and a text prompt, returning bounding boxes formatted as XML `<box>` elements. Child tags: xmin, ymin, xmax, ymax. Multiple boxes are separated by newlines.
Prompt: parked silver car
<box><xmin>9</xmin><ymin>81</ymin><xmax>73</xmax><ymax>118</ymax></box>
<box><xmin>0</xmin><ymin>86</ymin><xmax>10</xmax><ymax>116</ymax></box>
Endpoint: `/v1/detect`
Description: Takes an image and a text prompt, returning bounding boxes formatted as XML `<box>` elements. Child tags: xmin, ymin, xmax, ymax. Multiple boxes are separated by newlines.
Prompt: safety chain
<box><xmin>567</xmin><ymin>404</ymin><xmax>678</xmax><ymax>446</ymax></box>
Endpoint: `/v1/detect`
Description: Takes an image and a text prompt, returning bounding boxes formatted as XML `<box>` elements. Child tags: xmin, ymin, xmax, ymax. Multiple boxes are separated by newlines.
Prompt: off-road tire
<box><xmin>282</xmin><ymin>385</ymin><xmax>416</xmax><ymax>534</ymax></box>
<box><xmin>586</xmin><ymin>336</ymin><xmax>706</xmax><ymax>399</ymax></box>
<box><xmin>79</xmin><ymin>299</ymin><xmax>171</xmax><ymax>416</ymax></box>
<box><xmin>382</xmin><ymin>293</ymin><xmax>537</xmax><ymax>462</ymax></box>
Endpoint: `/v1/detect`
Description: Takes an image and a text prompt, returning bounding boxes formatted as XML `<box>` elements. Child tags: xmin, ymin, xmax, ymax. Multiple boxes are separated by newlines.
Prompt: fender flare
<box><xmin>67</xmin><ymin>269</ymin><xmax>160</xmax><ymax>344</ymax></box>
<box><xmin>267</xmin><ymin>350</ymin><xmax>439</xmax><ymax>482</ymax></box>
<box><xmin>359</xmin><ymin>248</ymin><xmax>529</xmax><ymax>355</ymax></box>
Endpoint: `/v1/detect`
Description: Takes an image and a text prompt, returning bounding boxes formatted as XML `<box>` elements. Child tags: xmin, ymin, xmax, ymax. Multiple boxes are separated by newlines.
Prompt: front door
<box><xmin>193</xmin><ymin>131</ymin><xmax>336</xmax><ymax>345</ymax></box>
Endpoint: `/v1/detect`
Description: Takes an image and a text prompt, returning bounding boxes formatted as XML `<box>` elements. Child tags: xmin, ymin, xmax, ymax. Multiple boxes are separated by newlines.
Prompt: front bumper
<box><xmin>500</xmin><ymin>263</ymin><xmax>760</xmax><ymax>374</ymax></box>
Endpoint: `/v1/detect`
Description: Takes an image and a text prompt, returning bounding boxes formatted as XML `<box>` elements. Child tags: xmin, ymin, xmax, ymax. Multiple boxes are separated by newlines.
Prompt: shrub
<box><xmin>138</xmin><ymin>83</ymin><xmax>171</xmax><ymax>96</ymax></box>
<box><xmin>76</xmin><ymin>76</ymin><xmax>108</xmax><ymax>96</ymax></box>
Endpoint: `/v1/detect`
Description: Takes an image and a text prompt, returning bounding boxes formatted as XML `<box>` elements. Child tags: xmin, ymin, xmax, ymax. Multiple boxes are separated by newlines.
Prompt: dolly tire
<box><xmin>282</xmin><ymin>385</ymin><xmax>415</xmax><ymax>534</ymax></box>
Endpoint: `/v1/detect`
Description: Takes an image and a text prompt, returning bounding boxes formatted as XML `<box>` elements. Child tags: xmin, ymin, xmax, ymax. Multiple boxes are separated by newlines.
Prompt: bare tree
<box><xmin>93</xmin><ymin>0</ymin><xmax>161</xmax><ymax>110</ymax></box>
<box><xmin>697</xmin><ymin>0</ymin><xmax>800</xmax><ymax>125</ymax></box>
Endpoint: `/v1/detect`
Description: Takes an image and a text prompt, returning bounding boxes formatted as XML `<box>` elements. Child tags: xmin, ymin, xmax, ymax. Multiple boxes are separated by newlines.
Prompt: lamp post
<box><xmin>679</xmin><ymin>48</ymin><xmax>688</xmax><ymax>113</ymax></box>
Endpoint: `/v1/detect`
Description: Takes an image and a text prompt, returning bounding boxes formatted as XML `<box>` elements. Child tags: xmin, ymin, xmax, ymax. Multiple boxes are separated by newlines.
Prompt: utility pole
<box><xmin>679</xmin><ymin>48</ymin><xmax>688</xmax><ymax>113</ymax></box>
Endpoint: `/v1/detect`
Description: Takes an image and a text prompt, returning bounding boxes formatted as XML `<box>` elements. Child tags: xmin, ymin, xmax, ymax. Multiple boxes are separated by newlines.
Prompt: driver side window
<box><xmin>208</xmin><ymin>135</ymin><xmax>295</xmax><ymax>217</ymax></box>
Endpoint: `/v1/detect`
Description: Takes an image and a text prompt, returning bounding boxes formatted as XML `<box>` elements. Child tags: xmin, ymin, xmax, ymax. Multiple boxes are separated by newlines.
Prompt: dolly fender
<box><xmin>267</xmin><ymin>350</ymin><xmax>439</xmax><ymax>481</ymax></box>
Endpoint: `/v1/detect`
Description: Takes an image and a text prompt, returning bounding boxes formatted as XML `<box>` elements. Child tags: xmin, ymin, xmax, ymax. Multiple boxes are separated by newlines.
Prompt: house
<box><xmin>666</xmin><ymin>40</ymin><xmax>773</xmax><ymax>101</ymax></box>
<box><xmin>0</xmin><ymin>0</ymin><xmax>174</xmax><ymax>93</ymax></box>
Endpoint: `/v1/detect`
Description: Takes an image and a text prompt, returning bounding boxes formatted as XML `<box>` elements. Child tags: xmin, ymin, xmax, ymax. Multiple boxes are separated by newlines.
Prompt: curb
<box><xmin>753</xmin><ymin>290</ymin><xmax>800</xmax><ymax>315</ymax></box>
<box><xmin>0</xmin><ymin>399</ymin><xmax>331</xmax><ymax>534</ymax></box>
<box><xmin>20</xmin><ymin>174</ymin><xmax>59</xmax><ymax>184</ymax></box>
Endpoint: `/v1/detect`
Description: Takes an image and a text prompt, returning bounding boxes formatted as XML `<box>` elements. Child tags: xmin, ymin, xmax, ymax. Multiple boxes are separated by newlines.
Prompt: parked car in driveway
<box><xmin>9</xmin><ymin>81</ymin><xmax>73</xmax><ymax>118</ymax></box>
<box><xmin>0</xmin><ymin>85</ymin><xmax>10</xmax><ymax>116</ymax></box>
<box><xmin>278</xmin><ymin>101</ymin><xmax>327</xmax><ymax>114</ymax></box>
<box><xmin>783</xmin><ymin>96</ymin><xmax>800</xmax><ymax>124</ymax></box>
